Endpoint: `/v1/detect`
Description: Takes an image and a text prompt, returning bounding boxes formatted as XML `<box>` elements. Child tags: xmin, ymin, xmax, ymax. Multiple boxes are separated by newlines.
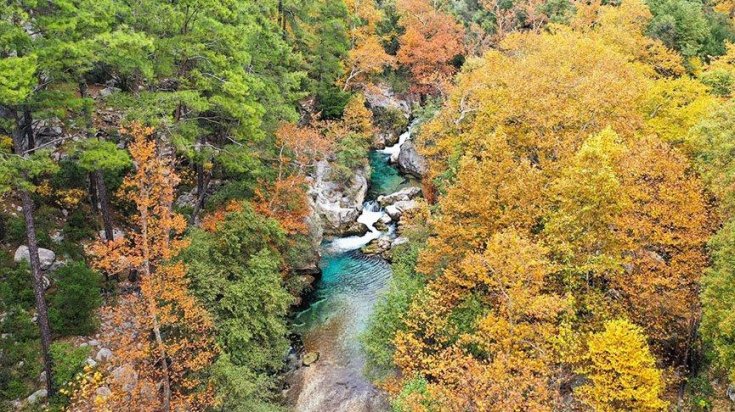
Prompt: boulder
<box><xmin>14</xmin><ymin>246</ymin><xmax>56</xmax><ymax>270</ymax></box>
<box><xmin>361</xmin><ymin>237</ymin><xmax>392</xmax><ymax>256</ymax></box>
<box><xmin>99</xmin><ymin>86</ymin><xmax>121</xmax><ymax>98</ymax></box>
<box><xmin>97</xmin><ymin>228</ymin><xmax>125</xmax><ymax>241</ymax></box>
<box><xmin>385</xmin><ymin>200</ymin><xmax>418</xmax><ymax>221</ymax></box>
<box><xmin>377</xmin><ymin>186</ymin><xmax>422</xmax><ymax>207</ymax></box>
<box><xmin>174</xmin><ymin>188</ymin><xmax>198</xmax><ymax>209</ymax></box>
<box><xmin>27</xmin><ymin>389</ymin><xmax>47</xmax><ymax>404</ymax></box>
<box><xmin>96</xmin><ymin>348</ymin><xmax>113</xmax><ymax>362</ymax></box>
<box><xmin>398</xmin><ymin>141</ymin><xmax>428</xmax><ymax>178</ymax></box>
<box><xmin>373</xmin><ymin>219</ymin><xmax>390</xmax><ymax>232</ymax></box>
<box><xmin>112</xmin><ymin>364</ymin><xmax>139</xmax><ymax>393</ymax></box>
<box><xmin>363</xmin><ymin>84</ymin><xmax>411</xmax><ymax>115</ymax></box>
<box><xmin>96</xmin><ymin>386</ymin><xmax>112</xmax><ymax>399</ymax></box>
<box><xmin>342</xmin><ymin>221</ymin><xmax>370</xmax><ymax>237</ymax></box>
<box><xmin>391</xmin><ymin>237</ymin><xmax>409</xmax><ymax>248</ymax></box>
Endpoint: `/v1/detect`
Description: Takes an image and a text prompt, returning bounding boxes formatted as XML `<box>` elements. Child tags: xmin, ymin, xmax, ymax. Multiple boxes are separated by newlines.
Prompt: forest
<box><xmin>2</xmin><ymin>0</ymin><xmax>735</xmax><ymax>411</ymax></box>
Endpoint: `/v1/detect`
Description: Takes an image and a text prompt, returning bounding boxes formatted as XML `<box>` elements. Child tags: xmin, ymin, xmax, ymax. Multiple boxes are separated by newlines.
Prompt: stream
<box><xmin>288</xmin><ymin>127</ymin><xmax>415</xmax><ymax>412</ymax></box>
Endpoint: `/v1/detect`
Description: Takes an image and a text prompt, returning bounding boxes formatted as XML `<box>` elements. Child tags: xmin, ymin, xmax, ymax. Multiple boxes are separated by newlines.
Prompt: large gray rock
<box><xmin>391</xmin><ymin>237</ymin><xmax>409</xmax><ymax>248</ymax></box>
<box><xmin>27</xmin><ymin>389</ymin><xmax>47</xmax><ymax>404</ymax></box>
<box><xmin>363</xmin><ymin>83</ymin><xmax>411</xmax><ymax>115</ymax></box>
<box><xmin>377</xmin><ymin>187</ymin><xmax>422</xmax><ymax>207</ymax></box>
<box><xmin>398</xmin><ymin>141</ymin><xmax>428</xmax><ymax>178</ymax></box>
<box><xmin>14</xmin><ymin>246</ymin><xmax>56</xmax><ymax>270</ymax></box>
<box><xmin>308</xmin><ymin>160</ymin><xmax>368</xmax><ymax>237</ymax></box>
<box><xmin>96</xmin><ymin>386</ymin><xmax>112</xmax><ymax>399</ymax></box>
<box><xmin>97</xmin><ymin>228</ymin><xmax>125</xmax><ymax>241</ymax></box>
<box><xmin>361</xmin><ymin>236</ymin><xmax>392</xmax><ymax>256</ymax></box>
<box><xmin>96</xmin><ymin>347</ymin><xmax>113</xmax><ymax>362</ymax></box>
<box><xmin>385</xmin><ymin>200</ymin><xmax>418</xmax><ymax>221</ymax></box>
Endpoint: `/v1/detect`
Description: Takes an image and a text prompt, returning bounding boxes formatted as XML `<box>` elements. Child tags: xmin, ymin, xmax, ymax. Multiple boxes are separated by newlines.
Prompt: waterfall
<box><xmin>379</xmin><ymin>119</ymin><xmax>417</xmax><ymax>163</ymax></box>
<box><xmin>327</xmin><ymin>200</ymin><xmax>386</xmax><ymax>253</ymax></box>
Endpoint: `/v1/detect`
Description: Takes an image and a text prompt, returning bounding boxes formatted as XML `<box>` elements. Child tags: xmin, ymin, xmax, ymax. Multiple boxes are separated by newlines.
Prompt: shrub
<box><xmin>331</xmin><ymin>134</ymin><xmax>370</xmax><ymax>184</ymax></box>
<box><xmin>373</xmin><ymin>106</ymin><xmax>408</xmax><ymax>134</ymax></box>
<box><xmin>49</xmin><ymin>262</ymin><xmax>102</xmax><ymax>336</ymax></box>
<box><xmin>61</xmin><ymin>209</ymin><xmax>95</xmax><ymax>243</ymax></box>
<box><xmin>0</xmin><ymin>260</ymin><xmax>34</xmax><ymax>309</ymax></box>
<box><xmin>362</xmin><ymin>242</ymin><xmax>426</xmax><ymax>378</ymax></box>
<box><xmin>0</xmin><ymin>307</ymin><xmax>40</xmax><ymax>403</ymax></box>
<box><xmin>4</xmin><ymin>214</ymin><xmax>27</xmax><ymax>246</ymax></box>
<box><xmin>49</xmin><ymin>342</ymin><xmax>90</xmax><ymax>388</ymax></box>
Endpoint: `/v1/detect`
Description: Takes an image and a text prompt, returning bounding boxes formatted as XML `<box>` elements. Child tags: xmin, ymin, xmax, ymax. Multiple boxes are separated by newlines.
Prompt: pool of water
<box><xmin>368</xmin><ymin>151</ymin><xmax>405</xmax><ymax>198</ymax></box>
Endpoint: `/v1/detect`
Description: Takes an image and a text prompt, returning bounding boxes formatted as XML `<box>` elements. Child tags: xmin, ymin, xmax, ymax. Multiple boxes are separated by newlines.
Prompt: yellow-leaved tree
<box><xmin>576</xmin><ymin>319</ymin><xmax>667</xmax><ymax>411</ymax></box>
<box><xmin>394</xmin><ymin>231</ymin><xmax>571</xmax><ymax>410</ymax></box>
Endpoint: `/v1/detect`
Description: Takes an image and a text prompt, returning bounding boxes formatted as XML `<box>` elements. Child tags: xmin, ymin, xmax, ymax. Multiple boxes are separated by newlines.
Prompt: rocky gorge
<box><xmin>285</xmin><ymin>91</ymin><xmax>426</xmax><ymax>412</ymax></box>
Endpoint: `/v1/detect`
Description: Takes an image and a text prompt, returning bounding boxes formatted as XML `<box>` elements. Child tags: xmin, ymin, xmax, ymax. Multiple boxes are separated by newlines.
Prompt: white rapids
<box><xmin>327</xmin><ymin>201</ymin><xmax>385</xmax><ymax>253</ymax></box>
<box><xmin>379</xmin><ymin>120</ymin><xmax>417</xmax><ymax>163</ymax></box>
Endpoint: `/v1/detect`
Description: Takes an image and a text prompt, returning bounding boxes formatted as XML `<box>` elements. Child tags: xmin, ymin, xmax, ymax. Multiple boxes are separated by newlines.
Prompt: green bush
<box><xmin>373</xmin><ymin>106</ymin><xmax>408</xmax><ymax>134</ymax></box>
<box><xmin>392</xmin><ymin>376</ymin><xmax>437</xmax><ymax>412</ymax></box>
<box><xmin>0</xmin><ymin>260</ymin><xmax>34</xmax><ymax>309</ymax></box>
<box><xmin>49</xmin><ymin>342</ymin><xmax>90</xmax><ymax>388</ymax></box>
<box><xmin>61</xmin><ymin>209</ymin><xmax>95</xmax><ymax>243</ymax></box>
<box><xmin>0</xmin><ymin>307</ymin><xmax>41</xmax><ymax>403</ymax></box>
<box><xmin>180</xmin><ymin>204</ymin><xmax>293</xmax><ymax>409</ymax></box>
<box><xmin>331</xmin><ymin>134</ymin><xmax>371</xmax><ymax>184</ymax></box>
<box><xmin>700</xmin><ymin>69</ymin><xmax>734</xmax><ymax>97</ymax></box>
<box><xmin>49</xmin><ymin>262</ymin><xmax>102</xmax><ymax>337</ymax></box>
<box><xmin>316</xmin><ymin>84</ymin><xmax>351</xmax><ymax>119</ymax></box>
<box><xmin>361</xmin><ymin>242</ymin><xmax>426</xmax><ymax>378</ymax></box>
<box><xmin>4</xmin><ymin>214</ymin><xmax>28</xmax><ymax>246</ymax></box>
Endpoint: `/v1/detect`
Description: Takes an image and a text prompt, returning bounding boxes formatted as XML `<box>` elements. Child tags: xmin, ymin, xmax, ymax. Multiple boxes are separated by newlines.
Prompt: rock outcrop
<box><xmin>308</xmin><ymin>160</ymin><xmax>368</xmax><ymax>238</ymax></box>
<box><xmin>397</xmin><ymin>141</ymin><xmax>428</xmax><ymax>178</ymax></box>
<box><xmin>363</xmin><ymin>84</ymin><xmax>412</xmax><ymax>115</ymax></box>
<box><xmin>385</xmin><ymin>200</ymin><xmax>418</xmax><ymax>221</ymax></box>
<box><xmin>377</xmin><ymin>186</ymin><xmax>422</xmax><ymax>207</ymax></box>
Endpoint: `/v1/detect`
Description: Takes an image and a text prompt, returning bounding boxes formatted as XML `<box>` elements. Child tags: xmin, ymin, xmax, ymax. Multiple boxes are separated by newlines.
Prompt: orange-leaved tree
<box><xmin>85</xmin><ymin>123</ymin><xmax>217</xmax><ymax>411</ymax></box>
<box><xmin>254</xmin><ymin>122</ymin><xmax>332</xmax><ymax>234</ymax></box>
<box><xmin>396</xmin><ymin>0</ymin><xmax>465</xmax><ymax>95</ymax></box>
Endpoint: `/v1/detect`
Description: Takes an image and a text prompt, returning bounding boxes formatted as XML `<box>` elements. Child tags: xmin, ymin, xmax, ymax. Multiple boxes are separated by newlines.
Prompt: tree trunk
<box><xmin>189</xmin><ymin>172</ymin><xmax>210</xmax><ymax>225</ymax></box>
<box><xmin>20</xmin><ymin>190</ymin><xmax>55</xmax><ymax>396</ymax></box>
<box><xmin>88</xmin><ymin>171</ymin><xmax>100</xmax><ymax>214</ymax></box>
<box><xmin>95</xmin><ymin>170</ymin><xmax>115</xmax><ymax>242</ymax></box>
<box><xmin>12</xmin><ymin>111</ymin><xmax>54</xmax><ymax>396</ymax></box>
<box><xmin>195</xmin><ymin>162</ymin><xmax>204</xmax><ymax>196</ymax></box>
<box><xmin>22</xmin><ymin>106</ymin><xmax>35</xmax><ymax>153</ymax></box>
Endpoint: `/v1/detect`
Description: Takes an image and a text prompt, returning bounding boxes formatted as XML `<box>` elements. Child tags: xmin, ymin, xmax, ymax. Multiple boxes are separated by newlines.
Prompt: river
<box><xmin>288</xmin><ymin>128</ymin><xmax>415</xmax><ymax>412</ymax></box>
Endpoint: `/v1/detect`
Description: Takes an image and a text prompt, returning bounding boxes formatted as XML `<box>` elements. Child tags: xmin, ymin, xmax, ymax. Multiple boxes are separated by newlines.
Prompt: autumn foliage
<box><xmin>396</xmin><ymin>0</ymin><xmax>466</xmax><ymax>94</ymax></box>
<box><xmin>84</xmin><ymin>124</ymin><xmax>217</xmax><ymax>411</ymax></box>
<box><xmin>342</xmin><ymin>0</ymin><xmax>396</xmax><ymax>90</ymax></box>
<box><xmin>381</xmin><ymin>0</ymin><xmax>716</xmax><ymax>409</ymax></box>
